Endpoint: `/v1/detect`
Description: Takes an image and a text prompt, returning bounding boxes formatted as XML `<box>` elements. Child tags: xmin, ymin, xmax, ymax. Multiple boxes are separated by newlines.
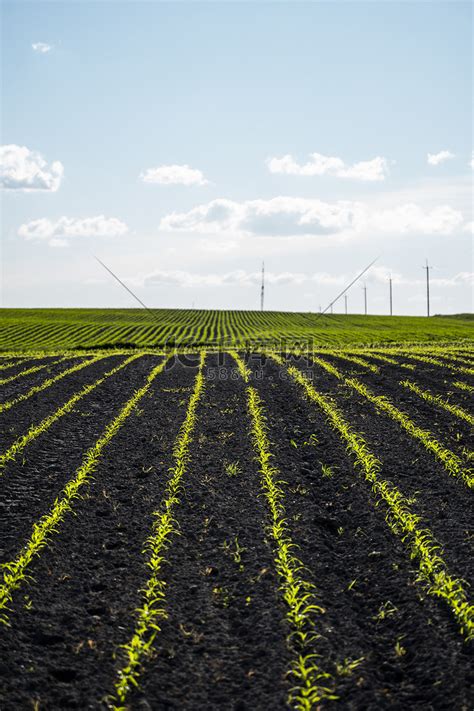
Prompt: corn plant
<box><xmin>0</xmin><ymin>354</ymin><xmax>144</xmax><ymax>472</ymax></box>
<box><xmin>272</xmin><ymin>354</ymin><xmax>474</xmax><ymax>641</ymax></box>
<box><xmin>0</xmin><ymin>357</ymin><xmax>66</xmax><ymax>386</ymax></box>
<box><xmin>230</xmin><ymin>351</ymin><xmax>337</xmax><ymax>708</ymax></box>
<box><xmin>400</xmin><ymin>379</ymin><xmax>474</xmax><ymax>426</ymax></box>
<box><xmin>0</xmin><ymin>355</ymin><xmax>107</xmax><ymax>414</ymax></box>
<box><xmin>0</xmin><ymin>356</ymin><xmax>169</xmax><ymax>625</ymax></box>
<box><xmin>112</xmin><ymin>351</ymin><xmax>207</xmax><ymax>707</ymax></box>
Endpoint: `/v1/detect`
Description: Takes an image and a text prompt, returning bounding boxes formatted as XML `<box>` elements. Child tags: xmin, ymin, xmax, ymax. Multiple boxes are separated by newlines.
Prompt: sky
<box><xmin>1</xmin><ymin>0</ymin><xmax>473</xmax><ymax>314</ymax></box>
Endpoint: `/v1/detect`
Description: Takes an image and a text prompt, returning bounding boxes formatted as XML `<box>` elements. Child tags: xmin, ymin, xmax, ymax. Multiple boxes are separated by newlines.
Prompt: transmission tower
<box><xmin>363</xmin><ymin>283</ymin><xmax>367</xmax><ymax>315</ymax></box>
<box><xmin>389</xmin><ymin>275</ymin><xmax>393</xmax><ymax>316</ymax></box>
<box><xmin>260</xmin><ymin>261</ymin><xmax>265</xmax><ymax>311</ymax></box>
<box><xmin>423</xmin><ymin>260</ymin><xmax>432</xmax><ymax>317</ymax></box>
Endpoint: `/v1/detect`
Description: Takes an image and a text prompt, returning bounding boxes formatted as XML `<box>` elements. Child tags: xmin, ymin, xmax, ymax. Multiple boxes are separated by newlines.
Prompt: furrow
<box><xmin>0</xmin><ymin>355</ymin><xmax>106</xmax><ymax>414</ymax></box>
<box><xmin>269</xmin><ymin>354</ymin><xmax>473</xmax><ymax>641</ymax></box>
<box><xmin>0</xmin><ymin>358</ymin><xmax>65</xmax><ymax>386</ymax></box>
<box><xmin>309</xmin><ymin>356</ymin><xmax>473</xmax><ymax>489</ymax></box>
<box><xmin>0</xmin><ymin>356</ymin><xmax>169</xmax><ymax>623</ymax></box>
<box><xmin>400</xmin><ymin>380</ymin><xmax>474</xmax><ymax>427</ymax></box>
<box><xmin>111</xmin><ymin>351</ymin><xmax>207</xmax><ymax>707</ymax></box>
<box><xmin>0</xmin><ymin>354</ymin><xmax>142</xmax><ymax>472</ymax></box>
<box><xmin>230</xmin><ymin>351</ymin><xmax>336</xmax><ymax>709</ymax></box>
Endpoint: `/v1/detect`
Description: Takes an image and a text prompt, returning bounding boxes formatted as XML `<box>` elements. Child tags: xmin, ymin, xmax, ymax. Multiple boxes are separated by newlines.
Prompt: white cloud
<box><xmin>267</xmin><ymin>152</ymin><xmax>389</xmax><ymax>181</ymax></box>
<box><xmin>159</xmin><ymin>196</ymin><xmax>465</xmax><ymax>238</ymax></box>
<box><xmin>32</xmin><ymin>42</ymin><xmax>52</xmax><ymax>54</ymax></box>
<box><xmin>198</xmin><ymin>238</ymin><xmax>238</xmax><ymax>253</ymax></box>
<box><xmin>139</xmin><ymin>269</ymin><xmax>339</xmax><ymax>289</ymax></box>
<box><xmin>18</xmin><ymin>216</ymin><xmax>128</xmax><ymax>246</ymax></box>
<box><xmin>431</xmin><ymin>272</ymin><xmax>474</xmax><ymax>287</ymax></box>
<box><xmin>367</xmin><ymin>265</ymin><xmax>473</xmax><ymax>288</ymax></box>
<box><xmin>362</xmin><ymin>203</ymin><xmax>464</xmax><ymax>235</ymax></box>
<box><xmin>141</xmin><ymin>269</ymin><xmax>302</xmax><ymax>289</ymax></box>
<box><xmin>160</xmin><ymin>197</ymin><xmax>359</xmax><ymax>237</ymax></box>
<box><xmin>132</xmin><ymin>267</ymin><xmax>472</xmax><ymax>291</ymax></box>
<box><xmin>0</xmin><ymin>144</ymin><xmax>64</xmax><ymax>192</ymax></box>
<box><xmin>427</xmin><ymin>150</ymin><xmax>455</xmax><ymax>166</ymax></box>
<box><xmin>140</xmin><ymin>164</ymin><xmax>208</xmax><ymax>186</ymax></box>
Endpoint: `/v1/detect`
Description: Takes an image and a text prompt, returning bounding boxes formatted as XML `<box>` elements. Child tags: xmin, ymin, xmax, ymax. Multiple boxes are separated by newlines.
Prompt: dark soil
<box><xmin>0</xmin><ymin>355</ymin><xmax>159</xmax><ymax>560</ymax></box>
<box><xmin>0</xmin><ymin>352</ymin><xmax>472</xmax><ymax>710</ymax></box>
<box><xmin>293</xmin><ymin>354</ymin><xmax>474</xmax><ymax>592</ymax></box>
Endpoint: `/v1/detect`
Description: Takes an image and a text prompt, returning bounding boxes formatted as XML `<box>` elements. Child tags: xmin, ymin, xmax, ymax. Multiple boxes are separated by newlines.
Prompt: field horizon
<box><xmin>1</xmin><ymin>308</ymin><xmax>473</xmax><ymax>352</ymax></box>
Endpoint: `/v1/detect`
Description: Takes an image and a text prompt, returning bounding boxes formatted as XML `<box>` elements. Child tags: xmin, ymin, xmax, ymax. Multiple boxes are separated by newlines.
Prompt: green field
<box><xmin>0</xmin><ymin>308</ymin><xmax>472</xmax><ymax>352</ymax></box>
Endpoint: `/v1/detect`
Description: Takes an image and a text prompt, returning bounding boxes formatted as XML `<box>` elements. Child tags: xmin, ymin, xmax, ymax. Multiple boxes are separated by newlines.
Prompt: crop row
<box><xmin>231</xmin><ymin>351</ymin><xmax>335</xmax><ymax>709</ymax></box>
<box><xmin>2</xmin><ymin>308</ymin><xmax>473</xmax><ymax>351</ymax></box>
<box><xmin>269</xmin><ymin>353</ymin><xmax>473</xmax><ymax>640</ymax></box>
<box><xmin>0</xmin><ymin>356</ymin><xmax>169</xmax><ymax>623</ymax></box>
<box><xmin>301</xmin><ymin>355</ymin><xmax>473</xmax><ymax>488</ymax></box>
<box><xmin>0</xmin><ymin>348</ymin><xmax>472</xmax><ymax>707</ymax></box>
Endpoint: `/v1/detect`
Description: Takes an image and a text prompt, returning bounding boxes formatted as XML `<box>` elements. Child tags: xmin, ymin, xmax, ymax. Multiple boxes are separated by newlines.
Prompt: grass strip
<box><xmin>269</xmin><ymin>353</ymin><xmax>474</xmax><ymax>641</ymax></box>
<box><xmin>308</xmin><ymin>355</ymin><xmax>473</xmax><ymax>489</ymax></box>
<box><xmin>230</xmin><ymin>351</ymin><xmax>336</xmax><ymax>710</ymax></box>
<box><xmin>0</xmin><ymin>355</ymin><xmax>107</xmax><ymax>414</ymax></box>
<box><xmin>111</xmin><ymin>351</ymin><xmax>207</xmax><ymax>707</ymax></box>
<box><xmin>0</xmin><ymin>358</ymin><xmax>65</xmax><ymax>386</ymax></box>
<box><xmin>400</xmin><ymin>380</ymin><xmax>474</xmax><ymax>427</ymax></box>
<box><xmin>0</xmin><ymin>354</ymin><xmax>143</xmax><ymax>471</ymax></box>
<box><xmin>0</xmin><ymin>356</ymin><xmax>169</xmax><ymax>624</ymax></box>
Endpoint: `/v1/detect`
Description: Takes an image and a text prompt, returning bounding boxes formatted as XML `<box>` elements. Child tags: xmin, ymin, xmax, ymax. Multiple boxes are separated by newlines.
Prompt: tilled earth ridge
<box><xmin>0</xmin><ymin>358</ymin><xmax>198</xmax><ymax>709</ymax></box>
<box><xmin>247</xmin><ymin>355</ymin><xmax>473</xmax><ymax>709</ymax></box>
<box><xmin>292</xmin><ymin>354</ymin><xmax>474</xmax><ymax>592</ymax></box>
<box><xmin>0</xmin><ymin>351</ymin><xmax>472</xmax><ymax>710</ymax></box>
<box><xmin>0</xmin><ymin>355</ymin><xmax>161</xmax><ymax>562</ymax></box>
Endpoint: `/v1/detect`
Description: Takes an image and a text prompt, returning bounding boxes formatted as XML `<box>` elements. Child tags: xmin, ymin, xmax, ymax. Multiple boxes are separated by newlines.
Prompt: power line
<box><xmin>315</xmin><ymin>256</ymin><xmax>379</xmax><ymax>321</ymax></box>
<box><xmin>93</xmin><ymin>255</ymin><xmax>159</xmax><ymax>321</ymax></box>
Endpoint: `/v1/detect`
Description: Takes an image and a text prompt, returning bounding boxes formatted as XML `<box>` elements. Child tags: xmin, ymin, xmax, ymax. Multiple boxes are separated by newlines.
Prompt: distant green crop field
<box><xmin>0</xmin><ymin>309</ymin><xmax>472</xmax><ymax>352</ymax></box>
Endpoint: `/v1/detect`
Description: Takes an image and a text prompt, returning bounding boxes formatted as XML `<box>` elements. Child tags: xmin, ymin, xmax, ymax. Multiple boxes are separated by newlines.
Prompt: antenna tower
<box><xmin>423</xmin><ymin>260</ymin><xmax>432</xmax><ymax>317</ymax></box>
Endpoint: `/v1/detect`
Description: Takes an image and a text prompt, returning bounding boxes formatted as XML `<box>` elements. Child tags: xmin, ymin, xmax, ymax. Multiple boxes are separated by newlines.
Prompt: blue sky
<box><xmin>1</xmin><ymin>1</ymin><xmax>472</xmax><ymax>313</ymax></box>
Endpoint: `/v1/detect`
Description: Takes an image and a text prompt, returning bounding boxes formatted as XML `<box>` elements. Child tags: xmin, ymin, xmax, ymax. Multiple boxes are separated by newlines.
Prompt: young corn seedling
<box><xmin>0</xmin><ymin>354</ymin><xmax>144</xmax><ymax>472</ymax></box>
<box><xmin>269</xmin><ymin>353</ymin><xmax>474</xmax><ymax>642</ymax></box>
<box><xmin>229</xmin><ymin>351</ymin><xmax>336</xmax><ymax>708</ymax></box>
<box><xmin>111</xmin><ymin>351</ymin><xmax>207</xmax><ymax>707</ymax></box>
<box><xmin>0</xmin><ymin>356</ymin><xmax>169</xmax><ymax>625</ymax></box>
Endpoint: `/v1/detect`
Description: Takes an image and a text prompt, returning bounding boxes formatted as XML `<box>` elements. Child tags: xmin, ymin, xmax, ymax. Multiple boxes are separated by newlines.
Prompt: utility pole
<box><xmin>330</xmin><ymin>303</ymin><xmax>333</xmax><ymax>314</ymax></box>
<box><xmin>260</xmin><ymin>261</ymin><xmax>265</xmax><ymax>311</ymax></box>
<box><xmin>363</xmin><ymin>283</ymin><xmax>367</xmax><ymax>315</ymax></box>
<box><xmin>389</xmin><ymin>275</ymin><xmax>393</xmax><ymax>316</ymax></box>
<box><xmin>344</xmin><ymin>294</ymin><xmax>348</xmax><ymax>315</ymax></box>
<box><xmin>423</xmin><ymin>259</ymin><xmax>432</xmax><ymax>317</ymax></box>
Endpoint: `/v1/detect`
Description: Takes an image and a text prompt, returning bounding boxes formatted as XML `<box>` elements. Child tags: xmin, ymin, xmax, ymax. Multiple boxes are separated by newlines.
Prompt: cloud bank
<box><xmin>140</xmin><ymin>164</ymin><xmax>208</xmax><ymax>186</ymax></box>
<box><xmin>159</xmin><ymin>196</ymin><xmax>465</xmax><ymax>238</ymax></box>
<box><xmin>18</xmin><ymin>216</ymin><xmax>128</xmax><ymax>247</ymax></box>
<box><xmin>136</xmin><ymin>267</ymin><xmax>473</xmax><ymax>290</ymax></box>
<box><xmin>267</xmin><ymin>152</ymin><xmax>389</xmax><ymax>181</ymax></box>
<box><xmin>0</xmin><ymin>145</ymin><xmax>64</xmax><ymax>192</ymax></box>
